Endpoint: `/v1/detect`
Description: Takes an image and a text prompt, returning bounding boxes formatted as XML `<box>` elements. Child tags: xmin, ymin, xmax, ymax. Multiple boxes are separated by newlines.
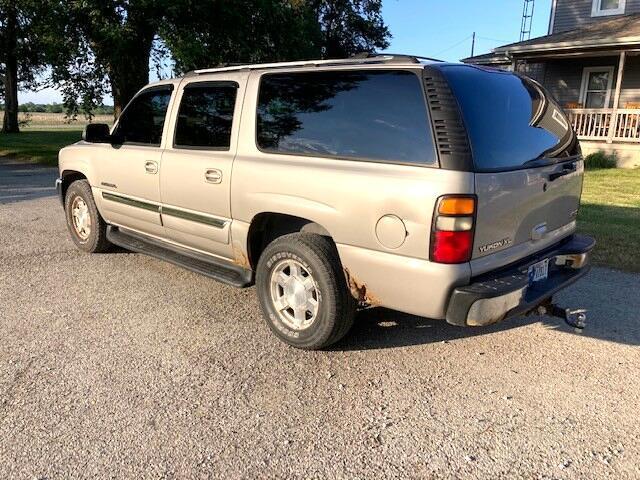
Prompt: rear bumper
<box><xmin>446</xmin><ymin>234</ymin><xmax>596</xmax><ymax>327</ymax></box>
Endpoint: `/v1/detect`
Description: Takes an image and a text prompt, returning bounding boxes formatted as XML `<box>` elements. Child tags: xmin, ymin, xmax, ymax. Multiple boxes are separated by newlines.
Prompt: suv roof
<box><xmin>187</xmin><ymin>53</ymin><xmax>442</xmax><ymax>76</ymax></box>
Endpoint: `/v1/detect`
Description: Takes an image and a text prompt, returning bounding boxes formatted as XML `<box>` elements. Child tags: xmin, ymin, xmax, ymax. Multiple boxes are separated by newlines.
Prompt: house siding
<box><xmin>520</xmin><ymin>62</ymin><xmax>547</xmax><ymax>83</ymax></box>
<box><xmin>540</xmin><ymin>56</ymin><xmax>640</xmax><ymax>108</ymax></box>
<box><xmin>543</xmin><ymin>58</ymin><xmax>616</xmax><ymax>107</ymax></box>
<box><xmin>553</xmin><ymin>0</ymin><xmax>640</xmax><ymax>33</ymax></box>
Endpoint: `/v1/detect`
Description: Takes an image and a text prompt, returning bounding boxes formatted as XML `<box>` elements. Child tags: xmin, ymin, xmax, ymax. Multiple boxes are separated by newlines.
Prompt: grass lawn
<box><xmin>0</xmin><ymin>130</ymin><xmax>82</xmax><ymax>166</ymax></box>
<box><xmin>578</xmin><ymin>168</ymin><xmax>640</xmax><ymax>272</ymax></box>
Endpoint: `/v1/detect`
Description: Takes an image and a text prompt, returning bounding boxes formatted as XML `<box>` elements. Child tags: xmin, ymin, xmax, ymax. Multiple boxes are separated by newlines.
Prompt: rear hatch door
<box><xmin>439</xmin><ymin>65</ymin><xmax>583</xmax><ymax>273</ymax></box>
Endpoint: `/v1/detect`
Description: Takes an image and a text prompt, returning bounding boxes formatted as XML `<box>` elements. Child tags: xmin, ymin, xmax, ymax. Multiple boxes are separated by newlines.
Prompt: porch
<box><xmin>566</xmin><ymin>108</ymin><xmax>640</xmax><ymax>142</ymax></box>
<box><xmin>517</xmin><ymin>48</ymin><xmax>640</xmax><ymax>166</ymax></box>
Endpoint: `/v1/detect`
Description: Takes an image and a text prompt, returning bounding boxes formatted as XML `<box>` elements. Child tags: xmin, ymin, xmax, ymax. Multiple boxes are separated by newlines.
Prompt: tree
<box><xmin>9</xmin><ymin>0</ymin><xmax>390</xmax><ymax>123</ymax></box>
<box><xmin>57</xmin><ymin>0</ymin><xmax>167</xmax><ymax>117</ymax></box>
<box><xmin>312</xmin><ymin>0</ymin><xmax>390</xmax><ymax>58</ymax></box>
<box><xmin>162</xmin><ymin>0</ymin><xmax>391</xmax><ymax>74</ymax></box>
<box><xmin>0</xmin><ymin>0</ymin><xmax>50</xmax><ymax>133</ymax></box>
<box><xmin>161</xmin><ymin>0</ymin><xmax>319</xmax><ymax>73</ymax></box>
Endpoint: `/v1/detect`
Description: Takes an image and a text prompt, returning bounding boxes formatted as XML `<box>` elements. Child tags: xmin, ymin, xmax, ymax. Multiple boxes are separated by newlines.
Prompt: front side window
<box><xmin>580</xmin><ymin>67</ymin><xmax>614</xmax><ymax>108</ymax></box>
<box><xmin>174</xmin><ymin>83</ymin><xmax>238</xmax><ymax>149</ymax></box>
<box><xmin>113</xmin><ymin>87</ymin><xmax>172</xmax><ymax>146</ymax></box>
<box><xmin>256</xmin><ymin>70</ymin><xmax>436</xmax><ymax>165</ymax></box>
<box><xmin>592</xmin><ymin>0</ymin><xmax>626</xmax><ymax>16</ymax></box>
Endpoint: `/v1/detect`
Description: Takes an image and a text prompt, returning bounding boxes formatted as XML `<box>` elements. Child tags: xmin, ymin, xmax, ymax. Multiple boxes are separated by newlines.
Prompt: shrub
<box><xmin>584</xmin><ymin>150</ymin><xmax>617</xmax><ymax>169</ymax></box>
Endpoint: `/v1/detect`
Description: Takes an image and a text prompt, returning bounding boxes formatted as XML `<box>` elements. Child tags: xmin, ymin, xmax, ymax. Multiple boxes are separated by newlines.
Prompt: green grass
<box><xmin>0</xmin><ymin>130</ymin><xmax>82</xmax><ymax>166</ymax></box>
<box><xmin>578</xmin><ymin>169</ymin><xmax>640</xmax><ymax>272</ymax></box>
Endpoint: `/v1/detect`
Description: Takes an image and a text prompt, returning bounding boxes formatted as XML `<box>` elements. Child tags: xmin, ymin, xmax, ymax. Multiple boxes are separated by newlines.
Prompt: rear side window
<box><xmin>114</xmin><ymin>87</ymin><xmax>172</xmax><ymax>146</ymax></box>
<box><xmin>256</xmin><ymin>70</ymin><xmax>436</xmax><ymax>165</ymax></box>
<box><xmin>440</xmin><ymin>65</ymin><xmax>578</xmax><ymax>171</ymax></box>
<box><xmin>174</xmin><ymin>82</ymin><xmax>238</xmax><ymax>149</ymax></box>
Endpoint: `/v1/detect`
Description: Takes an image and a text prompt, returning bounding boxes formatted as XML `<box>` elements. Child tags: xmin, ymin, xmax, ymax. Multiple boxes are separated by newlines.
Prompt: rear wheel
<box><xmin>64</xmin><ymin>180</ymin><xmax>111</xmax><ymax>253</ymax></box>
<box><xmin>256</xmin><ymin>233</ymin><xmax>356</xmax><ymax>350</ymax></box>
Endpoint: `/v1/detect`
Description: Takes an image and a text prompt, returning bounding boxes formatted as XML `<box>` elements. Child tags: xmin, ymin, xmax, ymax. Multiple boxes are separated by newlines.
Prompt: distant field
<box><xmin>1</xmin><ymin>111</ymin><xmax>112</xmax><ymax>130</ymax></box>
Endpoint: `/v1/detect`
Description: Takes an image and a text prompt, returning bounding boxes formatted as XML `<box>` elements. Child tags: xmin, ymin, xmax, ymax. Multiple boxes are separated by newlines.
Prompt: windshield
<box><xmin>439</xmin><ymin>65</ymin><xmax>579</xmax><ymax>172</ymax></box>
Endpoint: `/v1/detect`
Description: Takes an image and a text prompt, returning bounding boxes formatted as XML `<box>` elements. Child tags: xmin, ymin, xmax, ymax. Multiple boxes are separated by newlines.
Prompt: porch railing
<box><xmin>566</xmin><ymin>108</ymin><xmax>640</xmax><ymax>142</ymax></box>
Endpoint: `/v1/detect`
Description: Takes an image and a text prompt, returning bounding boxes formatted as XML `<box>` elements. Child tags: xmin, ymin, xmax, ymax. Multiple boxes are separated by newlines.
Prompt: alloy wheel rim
<box><xmin>269</xmin><ymin>259</ymin><xmax>320</xmax><ymax>331</ymax></box>
<box><xmin>71</xmin><ymin>196</ymin><xmax>91</xmax><ymax>240</ymax></box>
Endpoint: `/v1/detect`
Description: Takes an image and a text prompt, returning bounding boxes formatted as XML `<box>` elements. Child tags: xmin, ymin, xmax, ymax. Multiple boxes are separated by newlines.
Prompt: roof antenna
<box><xmin>520</xmin><ymin>0</ymin><xmax>535</xmax><ymax>41</ymax></box>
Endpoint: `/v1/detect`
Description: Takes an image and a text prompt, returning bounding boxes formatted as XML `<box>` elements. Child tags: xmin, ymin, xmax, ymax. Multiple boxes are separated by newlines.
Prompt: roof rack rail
<box><xmin>187</xmin><ymin>53</ymin><xmax>442</xmax><ymax>76</ymax></box>
<box><xmin>351</xmin><ymin>52</ymin><xmax>444</xmax><ymax>63</ymax></box>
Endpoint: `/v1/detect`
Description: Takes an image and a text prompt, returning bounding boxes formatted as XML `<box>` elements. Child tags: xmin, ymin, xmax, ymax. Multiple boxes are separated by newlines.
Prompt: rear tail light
<box><xmin>430</xmin><ymin>195</ymin><xmax>476</xmax><ymax>264</ymax></box>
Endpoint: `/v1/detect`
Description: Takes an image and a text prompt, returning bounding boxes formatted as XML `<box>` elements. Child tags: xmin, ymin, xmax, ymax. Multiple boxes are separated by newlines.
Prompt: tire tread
<box><xmin>256</xmin><ymin>233</ymin><xmax>355</xmax><ymax>349</ymax></box>
<box><xmin>65</xmin><ymin>179</ymin><xmax>111</xmax><ymax>253</ymax></box>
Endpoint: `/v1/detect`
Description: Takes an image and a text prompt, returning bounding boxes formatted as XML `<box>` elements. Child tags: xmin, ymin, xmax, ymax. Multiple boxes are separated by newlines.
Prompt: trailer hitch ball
<box><xmin>564</xmin><ymin>308</ymin><xmax>587</xmax><ymax>330</ymax></box>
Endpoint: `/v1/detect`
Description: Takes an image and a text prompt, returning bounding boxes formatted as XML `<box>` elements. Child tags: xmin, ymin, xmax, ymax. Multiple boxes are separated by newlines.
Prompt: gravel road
<box><xmin>1</xmin><ymin>161</ymin><xmax>639</xmax><ymax>479</ymax></box>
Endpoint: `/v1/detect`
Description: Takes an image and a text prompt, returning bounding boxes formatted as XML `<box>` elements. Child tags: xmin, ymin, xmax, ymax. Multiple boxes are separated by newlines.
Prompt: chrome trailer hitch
<box><xmin>533</xmin><ymin>299</ymin><xmax>587</xmax><ymax>331</ymax></box>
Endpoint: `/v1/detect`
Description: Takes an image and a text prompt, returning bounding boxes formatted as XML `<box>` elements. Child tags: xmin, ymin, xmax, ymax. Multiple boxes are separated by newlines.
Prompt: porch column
<box><xmin>608</xmin><ymin>50</ymin><xmax>626</xmax><ymax>143</ymax></box>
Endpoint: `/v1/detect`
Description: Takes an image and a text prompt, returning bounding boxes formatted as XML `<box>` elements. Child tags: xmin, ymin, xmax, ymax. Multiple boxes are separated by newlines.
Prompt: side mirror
<box><xmin>82</xmin><ymin>123</ymin><xmax>111</xmax><ymax>143</ymax></box>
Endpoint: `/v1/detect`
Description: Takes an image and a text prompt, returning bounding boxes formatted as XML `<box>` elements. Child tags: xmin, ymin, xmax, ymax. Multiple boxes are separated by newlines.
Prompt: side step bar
<box><xmin>106</xmin><ymin>226</ymin><xmax>253</xmax><ymax>288</ymax></box>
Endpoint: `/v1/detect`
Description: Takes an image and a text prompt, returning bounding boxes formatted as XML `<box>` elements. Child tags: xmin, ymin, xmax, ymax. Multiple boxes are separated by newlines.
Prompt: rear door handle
<box><xmin>145</xmin><ymin>161</ymin><xmax>158</xmax><ymax>174</ymax></box>
<box><xmin>205</xmin><ymin>168</ymin><xmax>222</xmax><ymax>184</ymax></box>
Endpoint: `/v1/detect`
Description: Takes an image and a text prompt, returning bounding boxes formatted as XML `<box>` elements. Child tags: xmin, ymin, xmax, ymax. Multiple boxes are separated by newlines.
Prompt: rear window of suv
<box><xmin>439</xmin><ymin>65</ymin><xmax>577</xmax><ymax>172</ymax></box>
<box><xmin>256</xmin><ymin>70</ymin><xmax>436</xmax><ymax>165</ymax></box>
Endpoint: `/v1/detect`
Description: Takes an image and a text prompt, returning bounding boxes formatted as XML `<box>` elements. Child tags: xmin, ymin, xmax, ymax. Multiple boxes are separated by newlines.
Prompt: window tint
<box><xmin>175</xmin><ymin>83</ymin><xmax>238</xmax><ymax>149</ymax></box>
<box><xmin>114</xmin><ymin>87</ymin><xmax>172</xmax><ymax>145</ymax></box>
<box><xmin>257</xmin><ymin>70</ymin><xmax>436</xmax><ymax>165</ymax></box>
<box><xmin>440</xmin><ymin>65</ymin><xmax>578</xmax><ymax>172</ymax></box>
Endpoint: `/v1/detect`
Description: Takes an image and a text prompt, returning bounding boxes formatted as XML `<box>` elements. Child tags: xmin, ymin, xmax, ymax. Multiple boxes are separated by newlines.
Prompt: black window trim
<box><xmin>254</xmin><ymin>67</ymin><xmax>439</xmax><ymax>169</ymax></box>
<box><xmin>113</xmin><ymin>84</ymin><xmax>175</xmax><ymax>148</ymax></box>
<box><xmin>172</xmin><ymin>80</ymin><xmax>240</xmax><ymax>152</ymax></box>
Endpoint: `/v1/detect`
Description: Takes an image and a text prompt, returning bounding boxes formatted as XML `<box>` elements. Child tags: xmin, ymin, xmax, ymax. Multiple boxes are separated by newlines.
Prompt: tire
<box><xmin>255</xmin><ymin>233</ymin><xmax>356</xmax><ymax>350</ymax></box>
<box><xmin>64</xmin><ymin>179</ymin><xmax>111</xmax><ymax>253</ymax></box>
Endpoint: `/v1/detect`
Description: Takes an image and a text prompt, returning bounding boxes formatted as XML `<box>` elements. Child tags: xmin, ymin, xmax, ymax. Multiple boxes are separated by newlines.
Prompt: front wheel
<box><xmin>255</xmin><ymin>233</ymin><xmax>356</xmax><ymax>350</ymax></box>
<box><xmin>64</xmin><ymin>179</ymin><xmax>111</xmax><ymax>253</ymax></box>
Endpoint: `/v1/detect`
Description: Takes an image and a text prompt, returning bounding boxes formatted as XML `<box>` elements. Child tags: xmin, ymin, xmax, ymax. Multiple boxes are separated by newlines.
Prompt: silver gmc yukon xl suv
<box><xmin>56</xmin><ymin>54</ymin><xmax>595</xmax><ymax>349</ymax></box>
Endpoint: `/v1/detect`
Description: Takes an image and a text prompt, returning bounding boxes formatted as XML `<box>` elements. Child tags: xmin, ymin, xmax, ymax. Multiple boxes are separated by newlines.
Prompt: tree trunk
<box><xmin>2</xmin><ymin>1</ymin><xmax>20</xmax><ymax>134</ymax></box>
<box><xmin>108</xmin><ymin>42</ymin><xmax>152</xmax><ymax>120</ymax></box>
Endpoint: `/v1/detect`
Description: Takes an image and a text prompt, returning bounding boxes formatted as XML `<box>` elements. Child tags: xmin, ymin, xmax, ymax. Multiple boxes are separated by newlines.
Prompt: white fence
<box><xmin>566</xmin><ymin>108</ymin><xmax>640</xmax><ymax>142</ymax></box>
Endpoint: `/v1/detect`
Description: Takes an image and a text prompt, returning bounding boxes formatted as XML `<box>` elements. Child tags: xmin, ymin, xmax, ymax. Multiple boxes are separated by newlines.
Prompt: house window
<box><xmin>579</xmin><ymin>67</ymin><xmax>615</xmax><ymax>108</ymax></box>
<box><xmin>591</xmin><ymin>0</ymin><xmax>626</xmax><ymax>17</ymax></box>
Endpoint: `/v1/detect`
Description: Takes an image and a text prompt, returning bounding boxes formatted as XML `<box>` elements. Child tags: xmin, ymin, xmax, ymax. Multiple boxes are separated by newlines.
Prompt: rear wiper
<box><xmin>522</xmin><ymin>154</ymin><xmax>581</xmax><ymax>169</ymax></box>
<box><xmin>522</xmin><ymin>157</ymin><xmax>554</xmax><ymax>168</ymax></box>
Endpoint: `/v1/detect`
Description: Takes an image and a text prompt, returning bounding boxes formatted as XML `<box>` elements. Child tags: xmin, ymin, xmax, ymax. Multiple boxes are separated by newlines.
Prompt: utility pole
<box><xmin>471</xmin><ymin>32</ymin><xmax>476</xmax><ymax>57</ymax></box>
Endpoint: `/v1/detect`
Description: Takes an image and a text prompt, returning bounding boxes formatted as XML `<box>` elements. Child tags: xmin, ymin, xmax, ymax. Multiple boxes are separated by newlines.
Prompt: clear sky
<box><xmin>19</xmin><ymin>0</ymin><xmax>552</xmax><ymax>104</ymax></box>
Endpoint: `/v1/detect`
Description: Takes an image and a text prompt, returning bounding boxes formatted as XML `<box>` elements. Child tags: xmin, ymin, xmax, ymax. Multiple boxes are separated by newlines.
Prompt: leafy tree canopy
<box><xmin>3</xmin><ymin>0</ymin><xmax>390</xmax><ymax>126</ymax></box>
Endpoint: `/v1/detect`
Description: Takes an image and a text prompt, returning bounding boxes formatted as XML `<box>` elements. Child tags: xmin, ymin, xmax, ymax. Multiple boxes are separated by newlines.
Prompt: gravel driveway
<box><xmin>1</xmin><ymin>161</ymin><xmax>639</xmax><ymax>479</ymax></box>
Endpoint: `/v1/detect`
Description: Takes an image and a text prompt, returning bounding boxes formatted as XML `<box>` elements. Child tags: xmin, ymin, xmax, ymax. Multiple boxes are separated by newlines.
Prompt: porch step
<box><xmin>107</xmin><ymin>226</ymin><xmax>253</xmax><ymax>288</ymax></box>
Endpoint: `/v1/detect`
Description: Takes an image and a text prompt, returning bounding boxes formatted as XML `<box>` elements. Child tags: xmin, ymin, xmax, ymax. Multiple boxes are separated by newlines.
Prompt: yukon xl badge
<box><xmin>479</xmin><ymin>238</ymin><xmax>513</xmax><ymax>253</ymax></box>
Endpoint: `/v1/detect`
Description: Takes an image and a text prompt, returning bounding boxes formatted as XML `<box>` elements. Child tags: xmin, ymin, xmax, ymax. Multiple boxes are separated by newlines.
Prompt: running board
<box><xmin>106</xmin><ymin>226</ymin><xmax>253</xmax><ymax>288</ymax></box>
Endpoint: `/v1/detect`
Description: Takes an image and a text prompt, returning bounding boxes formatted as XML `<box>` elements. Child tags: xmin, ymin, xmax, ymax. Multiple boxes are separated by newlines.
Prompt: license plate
<box><xmin>528</xmin><ymin>258</ymin><xmax>549</xmax><ymax>284</ymax></box>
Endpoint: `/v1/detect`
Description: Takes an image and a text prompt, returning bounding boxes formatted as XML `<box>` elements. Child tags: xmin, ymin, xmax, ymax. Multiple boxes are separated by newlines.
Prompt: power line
<box><xmin>434</xmin><ymin>35</ymin><xmax>474</xmax><ymax>56</ymax></box>
<box><xmin>476</xmin><ymin>35</ymin><xmax>511</xmax><ymax>44</ymax></box>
